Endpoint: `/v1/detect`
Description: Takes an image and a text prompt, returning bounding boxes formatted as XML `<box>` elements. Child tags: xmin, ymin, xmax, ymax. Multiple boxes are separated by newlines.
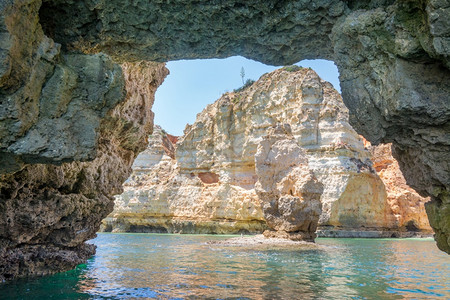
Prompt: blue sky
<box><xmin>153</xmin><ymin>57</ymin><xmax>340</xmax><ymax>136</ymax></box>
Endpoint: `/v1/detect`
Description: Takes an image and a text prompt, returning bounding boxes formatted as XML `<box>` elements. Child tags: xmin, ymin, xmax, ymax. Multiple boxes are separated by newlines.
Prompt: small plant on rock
<box><xmin>233</xmin><ymin>79</ymin><xmax>255</xmax><ymax>93</ymax></box>
<box><xmin>283</xmin><ymin>65</ymin><xmax>302</xmax><ymax>72</ymax></box>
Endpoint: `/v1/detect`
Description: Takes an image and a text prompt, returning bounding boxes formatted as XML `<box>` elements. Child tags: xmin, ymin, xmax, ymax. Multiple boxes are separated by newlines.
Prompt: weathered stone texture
<box><xmin>255</xmin><ymin>125</ymin><xmax>323</xmax><ymax>242</ymax></box>
<box><xmin>106</xmin><ymin>68</ymin><xmax>425</xmax><ymax>238</ymax></box>
<box><xmin>38</xmin><ymin>0</ymin><xmax>346</xmax><ymax>64</ymax></box>
<box><xmin>368</xmin><ymin>141</ymin><xmax>432</xmax><ymax>232</ymax></box>
<box><xmin>0</xmin><ymin>60</ymin><xmax>168</xmax><ymax>281</ymax></box>
<box><xmin>102</xmin><ymin>126</ymin><xmax>267</xmax><ymax>234</ymax></box>
<box><xmin>330</xmin><ymin>1</ymin><xmax>449</xmax><ymax>252</ymax></box>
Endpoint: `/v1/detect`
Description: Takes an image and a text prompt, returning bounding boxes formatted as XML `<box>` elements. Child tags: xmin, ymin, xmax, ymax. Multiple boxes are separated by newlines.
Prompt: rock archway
<box><xmin>0</xmin><ymin>0</ymin><xmax>449</xmax><ymax>280</ymax></box>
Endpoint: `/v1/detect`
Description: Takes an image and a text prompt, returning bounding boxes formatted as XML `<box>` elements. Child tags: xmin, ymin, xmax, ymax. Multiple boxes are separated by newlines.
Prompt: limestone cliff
<box><xmin>105</xmin><ymin>67</ymin><xmax>426</xmax><ymax>237</ymax></box>
<box><xmin>102</xmin><ymin>125</ymin><xmax>267</xmax><ymax>234</ymax></box>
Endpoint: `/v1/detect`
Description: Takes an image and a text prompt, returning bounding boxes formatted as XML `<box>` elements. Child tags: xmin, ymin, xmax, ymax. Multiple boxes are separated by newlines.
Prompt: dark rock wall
<box><xmin>38</xmin><ymin>0</ymin><xmax>345</xmax><ymax>64</ymax></box>
<box><xmin>0</xmin><ymin>2</ymin><xmax>168</xmax><ymax>277</ymax></box>
<box><xmin>331</xmin><ymin>1</ymin><xmax>450</xmax><ymax>252</ymax></box>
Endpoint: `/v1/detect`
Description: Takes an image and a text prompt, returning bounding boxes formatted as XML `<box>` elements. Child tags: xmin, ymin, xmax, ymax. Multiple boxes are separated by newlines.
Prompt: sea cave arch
<box><xmin>0</xmin><ymin>0</ymin><xmax>449</xmax><ymax>280</ymax></box>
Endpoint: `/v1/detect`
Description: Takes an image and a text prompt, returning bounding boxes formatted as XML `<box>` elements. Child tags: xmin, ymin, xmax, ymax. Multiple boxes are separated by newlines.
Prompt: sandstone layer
<box><xmin>104</xmin><ymin>67</ymin><xmax>429</xmax><ymax>238</ymax></box>
<box><xmin>101</xmin><ymin>125</ymin><xmax>267</xmax><ymax>234</ymax></box>
<box><xmin>1</xmin><ymin>0</ymin><xmax>449</xmax><ymax>282</ymax></box>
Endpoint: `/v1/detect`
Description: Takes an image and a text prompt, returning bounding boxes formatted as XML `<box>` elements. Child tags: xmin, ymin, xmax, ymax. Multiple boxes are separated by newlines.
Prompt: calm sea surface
<box><xmin>1</xmin><ymin>234</ymin><xmax>449</xmax><ymax>299</ymax></box>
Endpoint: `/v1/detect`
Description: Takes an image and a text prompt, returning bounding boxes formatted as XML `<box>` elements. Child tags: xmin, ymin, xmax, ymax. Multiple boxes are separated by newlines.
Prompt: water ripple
<box><xmin>0</xmin><ymin>235</ymin><xmax>448</xmax><ymax>299</ymax></box>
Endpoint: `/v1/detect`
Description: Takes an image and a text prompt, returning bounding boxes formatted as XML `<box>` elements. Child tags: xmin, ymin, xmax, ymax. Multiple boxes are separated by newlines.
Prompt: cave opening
<box><xmin>102</xmin><ymin>56</ymin><xmax>343</xmax><ymax>234</ymax></box>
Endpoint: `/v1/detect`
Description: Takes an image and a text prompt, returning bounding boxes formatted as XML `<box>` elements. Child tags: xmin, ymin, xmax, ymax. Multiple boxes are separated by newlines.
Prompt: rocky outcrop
<box><xmin>255</xmin><ymin>125</ymin><xmax>323</xmax><ymax>242</ymax></box>
<box><xmin>368</xmin><ymin>141</ymin><xmax>432</xmax><ymax>233</ymax></box>
<box><xmin>1</xmin><ymin>0</ymin><xmax>449</xmax><ymax>281</ymax></box>
<box><xmin>102</xmin><ymin>126</ymin><xmax>267</xmax><ymax>234</ymax></box>
<box><xmin>106</xmin><ymin>67</ymin><xmax>427</xmax><ymax>238</ymax></box>
<box><xmin>331</xmin><ymin>2</ymin><xmax>450</xmax><ymax>252</ymax></box>
<box><xmin>0</xmin><ymin>59</ymin><xmax>168</xmax><ymax>281</ymax></box>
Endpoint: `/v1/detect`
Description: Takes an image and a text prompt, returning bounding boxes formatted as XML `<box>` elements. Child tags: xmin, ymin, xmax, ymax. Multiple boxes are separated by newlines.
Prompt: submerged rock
<box><xmin>207</xmin><ymin>234</ymin><xmax>321</xmax><ymax>251</ymax></box>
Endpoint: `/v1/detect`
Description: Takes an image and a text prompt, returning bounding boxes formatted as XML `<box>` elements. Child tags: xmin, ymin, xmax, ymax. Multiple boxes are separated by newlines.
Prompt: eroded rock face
<box><xmin>0</xmin><ymin>2</ymin><xmax>126</xmax><ymax>174</ymax></box>
<box><xmin>331</xmin><ymin>2</ymin><xmax>450</xmax><ymax>252</ymax></box>
<box><xmin>106</xmin><ymin>68</ymin><xmax>429</xmax><ymax>239</ymax></box>
<box><xmin>38</xmin><ymin>0</ymin><xmax>346</xmax><ymax>64</ymax></box>
<box><xmin>102</xmin><ymin>126</ymin><xmax>266</xmax><ymax>234</ymax></box>
<box><xmin>0</xmin><ymin>59</ymin><xmax>168</xmax><ymax>280</ymax></box>
<box><xmin>368</xmin><ymin>141</ymin><xmax>432</xmax><ymax>233</ymax></box>
<box><xmin>255</xmin><ymin>125</ymin><xmax>323</xmax><ymax>241</ymax></box>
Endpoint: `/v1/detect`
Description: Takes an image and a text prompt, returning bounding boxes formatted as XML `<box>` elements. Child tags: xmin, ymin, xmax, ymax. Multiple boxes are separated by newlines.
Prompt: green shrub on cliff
<box><xmin>233</xmin><ymin>79</ymin><xmax>255</xmax><ymax>93</ymax></box>
<box><xmin>283</xmin><ymin>65</ymin><xmax>302</xmax><ymax>72</ymax></box>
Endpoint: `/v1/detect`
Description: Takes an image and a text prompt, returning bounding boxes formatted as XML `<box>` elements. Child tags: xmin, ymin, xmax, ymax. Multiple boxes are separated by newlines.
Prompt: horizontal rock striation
<box><xmin>105</xmin><ymin>67</ymin><xmax>431</xmax><ymax>238</ymax></box>
<box><xmin>102</xmin><ymin>125</ymin><xmax>267</xmax><ymax>234</ymax></box>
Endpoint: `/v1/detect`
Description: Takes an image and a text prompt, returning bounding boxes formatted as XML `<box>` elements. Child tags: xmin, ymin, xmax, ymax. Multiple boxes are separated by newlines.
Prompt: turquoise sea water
<box><xmin>1</xmin><ymin>234</ymin><xmax>449</xmax><ymax>299</ymax></box>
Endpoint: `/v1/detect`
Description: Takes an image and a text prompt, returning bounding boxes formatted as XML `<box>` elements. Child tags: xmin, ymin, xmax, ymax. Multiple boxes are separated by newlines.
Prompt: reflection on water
<box><xmin>1</xmin><ymin>234</ymin><xmax>449</xmax><ymax>299</ymax></box>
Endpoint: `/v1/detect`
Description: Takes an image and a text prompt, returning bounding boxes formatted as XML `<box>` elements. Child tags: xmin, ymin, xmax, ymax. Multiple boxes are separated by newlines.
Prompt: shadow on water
<box><xmin>0</xmin><ymin>235</ymin><xmax>448</xmax><ymax>299</ymax></box>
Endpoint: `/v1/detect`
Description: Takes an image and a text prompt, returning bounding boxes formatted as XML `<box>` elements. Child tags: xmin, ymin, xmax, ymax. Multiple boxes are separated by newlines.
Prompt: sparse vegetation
<box><xmin>233</xmin><ymin>79</ymin><xmax>255</xmax><ymax>93</ymax></box>
<box><xmin>283</xmin><ymin>65</ymin><xmax>302</xmax><ymax>72</ymax></box>
<box><xmin>232</xmin><ymin>95</ymin><xmax>241</xmax><ymax>104</ymax></box>
<box><xmin>240</xmin><ymin>67</ymin><xmax>245</xmax><ymax>85</ymax></box>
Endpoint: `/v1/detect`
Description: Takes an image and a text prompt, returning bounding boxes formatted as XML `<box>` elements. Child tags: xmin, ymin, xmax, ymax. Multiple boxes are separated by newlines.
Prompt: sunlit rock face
<box><xmin>101</xmin><ymin>126</ymin><xmax>267</xmax><ymax>234</ymax></box>
<box><xmin>255</xmin><ymin>125</ymin><xmax>323</xmax><ymax>242</ymax></box>
<box><xmin>105</xmin><ymin>68</ymin><xmax>420</xmax><ymax>238</ymax></box>
<box><xmin>367</xmin><ymin>141</ymin><xmax>433</xmax><ymax>233</ymax></box>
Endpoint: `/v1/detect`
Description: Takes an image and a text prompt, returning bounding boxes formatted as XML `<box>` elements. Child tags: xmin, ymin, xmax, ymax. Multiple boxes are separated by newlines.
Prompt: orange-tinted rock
<box><xmin>367</xmin><ymin>141</ymin><xmax>432</xmax><ymax>233</ymax></box>
<box><xmin>198</xmin><ymin>172</ymin><xmax>220</xmax><ymax>184</ymax></box>
<box><xmin>167</xmin><ymin>134</ymin><xmax>179</xmax><ymax>145</ymax></box>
